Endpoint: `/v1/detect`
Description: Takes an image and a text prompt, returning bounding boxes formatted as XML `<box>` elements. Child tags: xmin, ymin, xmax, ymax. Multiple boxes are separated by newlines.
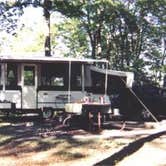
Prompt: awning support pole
<box><xmin>68</xmin><ymin>61</ymin><xmax>71</xmax><ymax>103</ymax></box>
<box><xmin>128</xmin><ymin>87</ymin><xmax>159</xmax><ymax>123</ymax></box>
<box><xmin>82</xmin><ymin>64</ymin><xmax>85</xmax><ymax>93</ymax></box>
<box><xmin>0</xmin><ymin>63</ymin><xmax>6</xmax><ymax>101</ymax></box>
<box><xmin>2</xmin><ymin>63</ymin><xmax>6</xmax><ymax>92</ymax></box>
<box><xmin>104</xmin><ymin>62</ymin><xmax>108</xmax><ymax>96</ymax></box>
<box><xmin>120</xmin><ymin>78</ymin><xmax>159</xmax><ymax>123</ymax></box>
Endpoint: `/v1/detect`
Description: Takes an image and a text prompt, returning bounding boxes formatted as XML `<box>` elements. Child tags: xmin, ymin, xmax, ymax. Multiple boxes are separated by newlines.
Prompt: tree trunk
<box><xmin>44</xmin><ymin>0</ymin><xmax>52</xmax><ymax>56</ymax></box>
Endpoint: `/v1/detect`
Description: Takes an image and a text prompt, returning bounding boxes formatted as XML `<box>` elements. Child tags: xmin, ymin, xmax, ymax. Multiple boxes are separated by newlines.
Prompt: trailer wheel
<box><xmin>42</xmin><ymin>107</ymin><xmax>54</xmax><ymax>119</ymax></box>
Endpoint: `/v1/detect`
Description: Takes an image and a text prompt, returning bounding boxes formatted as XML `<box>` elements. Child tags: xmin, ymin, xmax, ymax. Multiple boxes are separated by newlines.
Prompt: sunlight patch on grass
<box><xmin>31</xmin><ymin>150</ymin><xmax>52</xmax><ymax>162</ymax></box>
<box><xmin>0</xmin><ymin>120</ymin><xmax>132</xmax><ymax>166</ymax></box>
<box><xmin>0</xmin><ymin>122</ymin><xmax>11</xmax><ymax>127</ymax></box>
<box><xmin>56</xmin><ymin>151</ymin><xmax>87</xmax><ymax>161</ymax></box>
<box><xmin>17</xmin><ymin>140</ymin><xmax>39</xmax><ymax>149</ymax></box>
<box><xmin>0</xmin><ymin>136</ymin><xmax>129</xmax><ymax>166</ymax></box>
<box><xmin>0</xmin><ymin>134</ymin><xmax>13</xmax><ymax>144</ymax></box>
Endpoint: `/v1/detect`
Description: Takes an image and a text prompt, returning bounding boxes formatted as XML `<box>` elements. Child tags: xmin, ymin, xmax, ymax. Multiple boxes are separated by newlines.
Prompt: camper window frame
<box><xmin>5</xmin><ymin>63</ymin><xmax>21</xmax><ymax>90</ymax></box>
<box><xmin>39</xmin><ymin>63</ymin><xmax>83</xmax><ymax>91</ymax></box>
<box><xmin>23</xmin><ymin>66</ymin><xmax>35</xmax><ymax>86</ymax></box>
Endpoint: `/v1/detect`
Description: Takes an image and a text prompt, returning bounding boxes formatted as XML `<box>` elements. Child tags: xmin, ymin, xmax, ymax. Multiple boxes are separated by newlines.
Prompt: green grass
<box><xmin>0</xmin><ymin>134</ymin><xmax>13</xmax><ymax>144</ymax></box>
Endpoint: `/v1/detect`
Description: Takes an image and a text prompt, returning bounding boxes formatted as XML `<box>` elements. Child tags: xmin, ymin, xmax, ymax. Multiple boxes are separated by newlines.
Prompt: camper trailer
<box><xmin>0</xmin><ymin>54</ymin><xmax>109</xmax><ymax>118</ymax></box>
<box><xmin>0</xmin><ymin>54</ymin><xmax>134</xmax><ymax>119</ymax></box>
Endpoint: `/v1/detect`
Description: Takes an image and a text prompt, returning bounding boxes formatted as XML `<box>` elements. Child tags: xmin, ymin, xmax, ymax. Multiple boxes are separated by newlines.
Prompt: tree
<box><xmin>134</xmin><ymin>0</ymin><xmax>166</xmax><ymax>85</ymax></box>
<box><xmin>54</xmin><ymin>0</ymin><xmax>119</xmax><ymax>59</ymax></box>
<box><xmin>0</xmin><ymin>0</ymin><xmax>54</xmax><ymax>56</ymax></box>
<box><xmin>1</xmin><ymin>0</ymin><xmax>166</xmax><ymax>85</ymax></box>
<box><xmin>55</xmin><ymin>18</ymin><xmax>90</xmax><ymax>57</ymax></box>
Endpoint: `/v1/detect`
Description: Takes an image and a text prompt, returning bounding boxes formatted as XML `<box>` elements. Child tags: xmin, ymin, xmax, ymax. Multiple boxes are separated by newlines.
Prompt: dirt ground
<box><xmin>0</xmin><ymin>116</ymin><xmax>166</xmax><ymax>166</ymax></box>
<box><xmin>117</xmin><ymin>134</ymin><xmax>166</xmax><ymax>166</ymax></box>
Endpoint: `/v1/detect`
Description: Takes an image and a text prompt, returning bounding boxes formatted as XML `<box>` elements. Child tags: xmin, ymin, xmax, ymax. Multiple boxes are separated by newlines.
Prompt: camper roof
<box><xmin>0</xmin><ymin>54</ymin><xmax>108</xmax><ymax>64</ymax></box>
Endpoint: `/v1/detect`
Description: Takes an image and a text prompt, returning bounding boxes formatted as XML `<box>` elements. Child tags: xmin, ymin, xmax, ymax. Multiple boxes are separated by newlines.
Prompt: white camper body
<box><xmin>0</xmin><ymin>54</ymin><xmax>134</xmax><ymax>116</ymax></box>
<box><xmin>0</xmin><ymin>55</ymin><xmax>108</xmax><ymax>111</ymax></box>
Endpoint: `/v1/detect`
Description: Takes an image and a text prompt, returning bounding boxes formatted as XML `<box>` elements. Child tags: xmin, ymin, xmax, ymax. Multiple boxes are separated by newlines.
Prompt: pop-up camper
<box><xmin>0</xmin><ymin>54</ymin><xmax>134</xmax><ymax>119</ymax></box>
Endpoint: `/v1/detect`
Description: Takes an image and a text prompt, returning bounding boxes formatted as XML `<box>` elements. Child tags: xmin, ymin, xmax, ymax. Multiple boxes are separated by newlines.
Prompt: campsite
<box><xmin>0</xmin><ymin>54</ymin><xmax>165</xmax><ymax>165</ymax></box>
<box><xmin>0</xmin><ymin>0</ymin><xmax>166</xmax><ymax>165</ymax></box>
<box><xmin>0</xmin><ymin>114</ymin><xmax>166</xmax><ymax>165</ymax></box>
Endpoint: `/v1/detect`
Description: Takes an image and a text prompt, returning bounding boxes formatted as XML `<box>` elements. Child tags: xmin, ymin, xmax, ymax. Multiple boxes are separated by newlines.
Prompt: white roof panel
<box><xmin>0</xmin><ymin>54</ymin><xmax>108</xmax><ymax>63</ymax></box>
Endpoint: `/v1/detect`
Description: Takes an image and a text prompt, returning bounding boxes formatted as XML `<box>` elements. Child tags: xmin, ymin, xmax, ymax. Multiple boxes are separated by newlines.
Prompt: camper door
<box><xmin>22</xmin><ymin>64</ymin><xmax>37</xmax><ymax>109</ymax></box>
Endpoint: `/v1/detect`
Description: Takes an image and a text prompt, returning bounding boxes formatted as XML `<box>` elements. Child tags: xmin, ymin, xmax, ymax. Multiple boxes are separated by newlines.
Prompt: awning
<box><xmin>90</xmin><ymin>66</ymin><xmax>134</xmax><ymax>88</ymax></box>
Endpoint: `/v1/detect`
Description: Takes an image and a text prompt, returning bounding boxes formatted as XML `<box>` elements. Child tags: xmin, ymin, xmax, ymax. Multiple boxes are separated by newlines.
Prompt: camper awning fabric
<box><xmin>90</xmin><ymin>66</ymin><xmax>134</xmax><ymax>88</ymax></box>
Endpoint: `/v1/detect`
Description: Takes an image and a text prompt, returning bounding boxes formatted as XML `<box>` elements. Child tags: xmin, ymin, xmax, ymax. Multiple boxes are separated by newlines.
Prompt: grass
<box><xmin>0</xmin><ymin>135</ymin><xmax>123</xmax><ymax>165</ymax></box>
<box><xmin>0</xmin><ymin>134</ymin><xmax>13</xmax><ymax>144</ymax></box>
<box><xmin>0</xmin><ymin>121</ymin><xmax>15</xmax><ymax>145</ymax></box>
<box><xmin>0</xmin><ymin>116</ymin><xmax>132</xmax><ymax>166</ymax></box>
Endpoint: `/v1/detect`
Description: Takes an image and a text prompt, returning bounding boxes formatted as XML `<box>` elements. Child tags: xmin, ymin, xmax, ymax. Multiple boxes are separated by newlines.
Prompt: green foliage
<box><xmin>55</xmin><ymin>18</ymin><xmax>89</xmax><ymax>57</ymax></box>
<box><xmin>0</xmin><ymin>0</ymin><xmax>166</xmax><ymax>84</ymax></box>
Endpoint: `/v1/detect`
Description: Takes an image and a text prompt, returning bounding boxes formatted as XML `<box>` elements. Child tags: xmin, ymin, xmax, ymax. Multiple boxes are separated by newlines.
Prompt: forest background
<box><xmin>0</xmin><ymin>0</ymin><xmax>165</xmax><ymax>85</ymax></box>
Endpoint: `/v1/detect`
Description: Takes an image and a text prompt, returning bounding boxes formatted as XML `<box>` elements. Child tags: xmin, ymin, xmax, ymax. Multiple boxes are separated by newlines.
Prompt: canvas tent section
<box><xmin>90</xmin><ymin>66</ymin><xmax>134</xmax><ymax>88</ymax></box>
<box><xmin>89</xmin><ymin>66</ymin><xmax>134</xmax><ymax>95</ymax></box>
<box><xmin>88</xmin><ymin>65</ymin><xmax>135</xmax><ymax>117</ymax></box>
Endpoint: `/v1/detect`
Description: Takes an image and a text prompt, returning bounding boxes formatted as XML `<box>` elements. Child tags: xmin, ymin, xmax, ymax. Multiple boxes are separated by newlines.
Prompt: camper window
<box><xmin>7</xmin><ymin>64</ymin><xmax>17</xmax><ymax>87</ymax></box>
<box><xmin>76</xmin><ymin>76</ymin><xmax>81</xmax><ymax>86</ymax></box>
<box><xmin>24</xmin><ymin>66</ymin><xmax>35</xmax><ymax>86</ymax></box>
<box><xmin>0</xmin><ymin>65</ymin><xmax>1</xmax><ymax>85</ymax></box>
<box><xmin>90</xmin><ymin>71</ymin><xmax>105</xmax><ymax>93</ymax></box>
<box><xmin>71</xmin><ymin>64</ymin><xmax>82</xmax><ymax>90</ymax></box>
<box><xmin>0</xmin><ymin>65</ymin><xmax>2</xmax><ymax>89</ymax></box>
<box><xmin>41</xmin><ymin>64</ymin><xmax>68</xmax><ymax>89</ymax></box>
<box><xmin>51</xmin><ymin>77</ymin><xmax>64</xmax><ymax>86</ymax></box>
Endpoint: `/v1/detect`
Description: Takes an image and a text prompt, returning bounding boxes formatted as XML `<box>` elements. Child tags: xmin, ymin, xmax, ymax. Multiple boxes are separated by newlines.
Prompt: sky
<box><xmin>0</xmin><ymin>6</ymin><xmax>45</xmax><ymax>53</ymax></box>
<box><xmin>0</xmin><ymin>5</ymin><xmax>68</xmax><ymax>56</ymax></box>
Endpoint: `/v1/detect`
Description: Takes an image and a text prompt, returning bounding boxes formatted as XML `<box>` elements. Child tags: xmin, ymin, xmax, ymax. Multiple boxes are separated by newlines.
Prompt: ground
<box><xmin>0</xmin><ymin>115</ymin><xmax>166</xmax><ymax>166</ymax></box>
<box><xmin>117</xmin><ymin>135</ymin><xmax>166</xmax><ymax>166</ymax></box>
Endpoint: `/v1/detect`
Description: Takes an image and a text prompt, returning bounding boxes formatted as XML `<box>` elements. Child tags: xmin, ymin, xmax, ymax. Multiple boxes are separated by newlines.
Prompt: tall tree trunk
<box><xmin>44</xmin><ymin>0</ymin><xmax>52</xmax><ymax>56</ymax></box>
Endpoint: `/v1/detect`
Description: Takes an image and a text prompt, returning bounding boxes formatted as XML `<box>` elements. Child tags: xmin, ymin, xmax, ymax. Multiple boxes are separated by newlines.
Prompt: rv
<box><xmin>0</xmin><ymin>54</ymin><xmax>134</xmax><ymax>119</ymax></box>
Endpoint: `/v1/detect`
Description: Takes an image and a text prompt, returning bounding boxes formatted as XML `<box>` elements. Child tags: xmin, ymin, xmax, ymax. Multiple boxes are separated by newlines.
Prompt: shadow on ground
<box><xmin>0</xmin><ymin>114</ymin><xmax>165</xmax><ymax>163</ymax></box>
<box><xmin>0</xmin><ymin>115</ymin><xmax>94</xmax><ymax>159</ymax></box>
<box><xmin>94</xmin><ymin>130</ymin><xmax>166</xmax><ymax>166</ymax></box>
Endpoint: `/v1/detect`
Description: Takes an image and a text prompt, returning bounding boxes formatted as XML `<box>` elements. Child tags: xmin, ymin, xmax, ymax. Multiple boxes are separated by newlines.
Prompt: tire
<box><xmin>42</xmin><ymin>107</ymin><xmax>54</xmax><ymax>119</ymax></box>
